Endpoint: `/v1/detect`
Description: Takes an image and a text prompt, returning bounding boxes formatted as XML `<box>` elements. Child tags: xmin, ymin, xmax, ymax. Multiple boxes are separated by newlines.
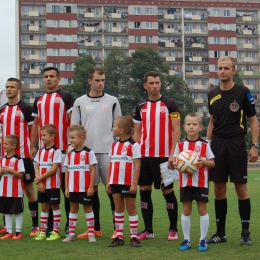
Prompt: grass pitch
<box><xmin>1</xmin><ymin>170</ymin><xmax>260</xmax><ymax>260</ymax></box>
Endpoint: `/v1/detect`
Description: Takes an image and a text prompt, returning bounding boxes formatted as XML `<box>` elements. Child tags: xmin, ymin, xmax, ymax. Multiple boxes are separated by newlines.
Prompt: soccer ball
<box><xmin>176</xmin><ymin>150</ymin><xmax>199</xmax><ymax>174</ymax></box>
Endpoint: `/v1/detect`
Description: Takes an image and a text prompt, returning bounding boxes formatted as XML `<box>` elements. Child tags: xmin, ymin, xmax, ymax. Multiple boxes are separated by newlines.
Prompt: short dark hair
<box><xmin>115</xmin><ymin>116</ymin><xmax>135</xmax><ymax>135</ymax></box>
<box><xmin>6</xmin><ymin>78</ymin><xmax>21</xmax><ymax>88</ymax></box>
<box><xmin>69</xmin><ymin>125</ymin><xmax>87</xmax><ymax>139</ymax></box>
<box><xmin>88</xmin><ymin>67</ymin><xmax>105</xmax><ymax>79</ymax></box>
<box><xmin>41</xmin><ymin>124</ymin><xmax>57</xmax><ymax>136</ymax></box>
<box><xmin>5</xmin><ymin>134</ymin><xmax>19</xmax><ymax>149</ymax></box>
<box><xmin>143</xmin><ymin>71</ymin><xmax>161</xmax><ymax>83</ymax></box>
<box><xmin>44</xmin><ymin>67</ymin><xmax>59</xmax><ymax>77</ymax></box>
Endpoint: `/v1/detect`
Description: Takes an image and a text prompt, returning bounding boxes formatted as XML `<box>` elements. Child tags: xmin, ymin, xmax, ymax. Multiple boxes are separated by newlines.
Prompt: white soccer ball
<box><xmin>176</xmin><ymin>150</ymin><xmax>199</xmax><ymax>174</ymax></box>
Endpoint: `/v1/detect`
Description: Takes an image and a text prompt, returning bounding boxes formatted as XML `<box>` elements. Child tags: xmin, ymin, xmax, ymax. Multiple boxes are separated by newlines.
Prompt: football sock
<box><xmin>215</xmin><ymin>198</ymin><xmax>227</xmax><ymax>236</ymax></box>
<box><xmin>40</xmin><ymin>212</ymin><xmax>49</xmax><ymax>233</ymax></box>
<box><xmin>5</xmin><ymin>214</ymin><xmax>12</xmax><ymax>234</ymax></box>
<box><xmin>181</xmin><ymin>214</ymin><xmax>191</xmax><ymax>240</ymax></box>
<box><xmin>163</xmin><ymin>191</ymin><xmax>178</xmax><ymax>231</ymax></box>
<box><xmin>86</xmin><ymin>211</ymin><xmax>95</xmax><ymax>234</ymax></box>
<box><xmin>200</xmin><ymin>214</ymin><xmax>209</xmax><ymax>240</ymax></box>
<box><xmin>47</xmin><ymin>208</ymin><xmax>53</xmax><ymax>231</ymax></box>
<box><xmin>68</xmin><ymin>213</ymin><xmax>78</xmax><ymax>235</ymax></box>
<box><xmin>107</xmin><ymin>192</ymin><xmax>116</xmax><ymax>228</ymax></box>
<box><xmin>92</xmin><ymin>191</ymin><xmax>101</xmax><ymax>231</ymax></box>
<box><xmin>129</xmin><ymin>215</ymin><xmax>138</xmax><ymax>238</ymax></box>
<box><xmin>3</xmin><ymin>214</ymin><xmax>5</xmax><ymax>226</ymax></box>
<box><xmin>15</xmin><ymin>213</ymin><xmax>23</xmax><ymax>233</ymax></box>
<box><xmin>53</xmin><ymin>209</ymin><xmax>61</xmax><ymax>233</ymax></box>
<box><xmin>140</xmin><ymin>190</ymin><xmax>153</xmax><ymax>233</ymax></box>
<box><xmin>238</xmin><ymin>198</ymin><xmax>251</xmax><ymax>233</ymax></box>
<box><xmin>28</xmin><ymin>201</ymin><xmax>38</xmax><ymax>227</ymax></box>
<box><xmin>115</xmin><ymin>212</ymin><xmax>124</xmax><ymax>239</ymax></box>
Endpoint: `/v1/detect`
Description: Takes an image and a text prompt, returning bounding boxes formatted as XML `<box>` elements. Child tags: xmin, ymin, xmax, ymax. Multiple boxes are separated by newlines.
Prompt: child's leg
<box><xmin>181</xmin><ymin>201</ymin><xmax>192</xmax><ymax>241</ymax></box>
<box><xmin>15</xmin><ymin>213</ymin><xmax>23</xmax><ymax>234</ymax></box>
<box><xmin>112</xmin><ymin>193</ymin><xmax>125</xmax><ymax>239</ymax></box>
<box><xmin>5</xmin><ymin>214</ymin><xmax>12</xmax><ymax>234</ymax></box>
<box><xmin>125</xmin><ymin>197</ymin><xmax>138</xmax><ymax>238</ymax></box>
<box><xmin>83</xmin><ymin>205</ymin><xmax>95</xmax><ymax>235</ymax></box>
<box><xmin>68</xmin><ymin>202</ymin><xmax>79</xmax><ymax>236</ymax></box>
<box><xmin>40</xmin><ymin>202</ymin><xmax>50</xmax><ymax>233</ymax></box>
<box><xmin>197</xmin><ymin>201</ymin><xmax>209</xmax><ymax>240</ymax></box>
<box><xmin>51</xmin><ymin>204</ymin><xmax>61</xmax><ymax>234</ymax></box>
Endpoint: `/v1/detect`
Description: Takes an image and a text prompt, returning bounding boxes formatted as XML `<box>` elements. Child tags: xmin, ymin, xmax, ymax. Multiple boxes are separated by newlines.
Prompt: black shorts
<box><xmin>209</xmin><ymin>139</ymin><xmax>247</xmax><ymax>183</ymax></box>
<box><xmin>69</xmin><ymin>192</ymin><xmax>92</xmax><ymax>205</ymax></box>
<box><xmin>23</xmin><ymin>158</ymin><xmax>35</xmax><ymax>184</ymax></box>
<box><xmin>38</xmin><ymin>189</ymin><xmax>60</xmax><ymax>204</ymax></box>
<box><xmin>111</xmin><ymin>184</ymin><xmax>136</xmax><ymax>198</ymax></box>
<box><xmin>139</xmin><ymin>157</ymin><xmax>174</xmax><ymax>190</ymax></box>
<box><xmin>0</xmin><ymin>197</ymin><xmax>24</xmax><ymax>214</ymax></box>
<box><xmin>180</xmin><ymin>186</ymin><xmax>208</xmax><ymax>203</ymax></box>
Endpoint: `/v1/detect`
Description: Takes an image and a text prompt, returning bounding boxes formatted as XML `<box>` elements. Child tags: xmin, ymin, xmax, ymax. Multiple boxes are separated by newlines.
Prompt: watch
<box><xmin>252</xmin><ymin>143</ymin><xmax>259</xmax><ymax>148</ymax></box>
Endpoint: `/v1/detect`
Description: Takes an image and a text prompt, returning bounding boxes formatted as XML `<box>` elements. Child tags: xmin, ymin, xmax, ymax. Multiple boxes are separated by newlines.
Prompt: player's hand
<box><xmin>248</xmin><ymin>148</ymin><xmax>258</xmax><ymax>163</ymax></box>
<box><xmin>37</xmin><ymin>182</ymin><xmax>45</xmax><ymax>193</ymax></box>
<box><xmin>87</xmin><ymin>187</ymin><xmax>94</xmax><ymax>197</ymax></box>
<box><xmin>106</xmin><ymin>184</ymin><xmax>111</xmax><ymax>194</ymax></box>
<box><xmin>129</xmin><ymin>184</ymin><xmax>137</xmax><ymax>194</ymax></box>
<box><xmin>173</xmin><ymin>158</ymin><xmax>177</xmax><ymax>168</ymax></box>
<box><xmin>196</xmin><ymin>156</ymin><xmax>203</xmax><ymax>168</ymax></box>
<box><xmin>34</xmin><ymin>176</ymin><xmax>41</xmax><ymax>184</ymax></box>
<box><xmin>168</xmin><ymin>156</ymin><xmax>175</xmax><ymax>170</ymax></box>
<box><xmin>2</xmin><ymin>166</ymin><xmax>12</xmax><ymax>174</ymax></box>
<box><xmin>64</xmin><ymin>189</ymin><xmax>70</xmax><ymax>198</ymax></box>
<box><xmin>30</xmin><ymin>147</ymin><xmax>36</xmax><ymax>160</ymax></box>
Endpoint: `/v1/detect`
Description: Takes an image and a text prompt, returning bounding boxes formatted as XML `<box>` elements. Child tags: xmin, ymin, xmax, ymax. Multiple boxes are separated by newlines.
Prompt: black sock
<box><xmin>140</xmin><ymin>190</ymin><xmax>153</xmax><ymax>233</ymax></box>
<box><xmin>47</xmin><ymin>208</ymin><xmax>53</xmax><ymax>231</ymax></box>
<box><xmin>3</xmin><ymin>215</ymin><xmax>5</xmax><ymax>226</ymax></box>
<box><xmin>92</xmin><ymin>191</ymin><xmax>101</xmax><ymax>231</ymax></box>
<box><xmin>238</xmin><ymin>198</ymin><xmax>251</xmax><ymax>234</ymax></box>
<box><xmin>215</xmin><ymin>199</ymin><xmax>227</xmax><ymax>236</ymax></box>
<box><xmin>107</xmin><ymin>193</ymin><xmax>115</xmax><ymax>228</ymax></box>
<box><xmin>163</xmin><ymin>191</ymin><xmax>178</xmax><ymax>231</ymax></box>
<box><xmin>28</xmin><ymin>201</ymin><xmax>38</xmax><ymax>227</ymax></box>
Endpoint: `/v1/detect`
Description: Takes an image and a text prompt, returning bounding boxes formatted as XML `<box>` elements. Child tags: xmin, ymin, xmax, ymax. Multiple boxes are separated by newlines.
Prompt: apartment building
<box><xmin>18</xmin><ymin>0</ymin><xmax>260</xmax><ymax>119</ymax></box>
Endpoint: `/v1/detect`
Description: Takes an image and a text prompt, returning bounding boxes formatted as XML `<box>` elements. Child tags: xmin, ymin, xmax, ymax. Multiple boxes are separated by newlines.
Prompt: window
<box><xmin>224</xmin><ymin>10</ymin><xmax>230</xmax><ymax>17</ymax></box>
<box><xmin>146</xmin><ymin>22</ymin><xmax>152</xmax><ymax>29</ymax></box>
<box><xmin>146</xmin><ymin>36</ymin><xmax>152</xmax><ymax>43</ymax></box>
<box><xmin>53</xmin><ymin>63</ymin><xmax>60</xmax><ymax>70</ymax></box>
<box><xmin>134</xmin><ymin>7</ymin><xmax>141</xmax><ymax>15</ymax></box>
<box><xmin>39</xmin><ymin>21</ymin><xmax>45</xmax><ymax>28</ymax></box>
<box><xmin>29</xmin><ymin>35</ymin><xmax>33</xmax><ymax>40</ymax></box>
<box><xmin>53</xmin><ymin>35</ymin><xmax>59</xmax><ymax>42</ymax></box>
<box><xmin>39</xmin><ymin>50</ymin><xmax>45</xmax><ymax>56</ymax></box>
<box><xmin>105</xmin><ymin>22</ymin><xmax>113</xmax><ymax>29</ymax></box>
<box><xmin>65</xmin><ymin>49</ymin><xmax>71</xmax><ymax>56</ymax></box>
<box><xmin>201</xmin><ymin>79</ymin><xmax>206</xmax><ymax>85</ymax></box>
<box><xmin>213</xmin><ymin>9</ymin><xmax>219</xmax><ymax>17</ymax></box>
<box><xmin>214</xmin><ymin>78</ymin><xmax>220</xmax><ymax>85</ymax></box>
<box><xmin>64</xmin><ymin>21</ymin><xmax>71</xmax><ymax>27</ymax></box>
<box><xmin>52</xmin><ymin>20</ymin><xmax>59</xmax><ymax>27</ymax></box>
<box><xmin>65</xmin><ymin>35</ymin><xmax>72</xmax><ymax>42</ymax></box>
<box><xmin>39</xmin><ymin>7</ymin><xmax>45</xmax><ymax>15</ymax></box>
<box><xmin>185</xmin><ymin>24</ymin><xmax>196</xmax><ymax>30</ymax></box>
<box><xmin>52</xmin><ymin>6</ymin><xmax>60</xmax><ymax>13</ymax></box>
<box><xmin>134</xmin><ymin>22</ymin><xmax>141</xmax><ymax>29</ymax></box>
<box><xmin>225</xmin><ymin>38</ymin><xmax>230</xmax><ymax>44</ymax></box>
<box><xmin>53</xmin><ymin>49</ymin><xmax>60</xmax><ymax>56</ymax></box>
<box><xmin>135</xmin><ymin>36</ymin><xmax>141</xmax><ymax>43</ymax></box>
<box><xmin>214</xmin><ymin>37</ymin><xmax>220</xmax><ymax>44</ymax></box>
<box><xmin>64</xmin><ymin>6</ymin><xmax>71</xmax><ymax>13</ymax></box>
<box><xmin>213</xmin><ymin>24</ymin><xmax>220</xmax><ymax>30</ymax></box>
<box><xmin>214</xmin><ymin>51</ymin><xmax>221</xmax><ymax>58</ymax></box>
<box><xmin>65</xmin><ymin>78</ymin><xmax>72</xmax><ymax>84</ymax></box>
<box><xmin>145</xmin><ymin>8</ymin><xmax>152</xmax><ymax>15</ymax></box>
<box><xmin>65</xmin><ymin>64</ymin><xmax>72</xmax><ymax>70</ymax></box>
<box><xmin>223</xmin><ymin>24</ymin><xmax>231</xmax><ymax>31</ymax></box>
<box><xmin>200</xmin><ymin>24</ymin><xmax>205</xmax><ymax>31</ymax></box>
<box><xmin>38</xmin><ymin>35</ymin><xmax>45</xmax><ymax>41</ymax></box>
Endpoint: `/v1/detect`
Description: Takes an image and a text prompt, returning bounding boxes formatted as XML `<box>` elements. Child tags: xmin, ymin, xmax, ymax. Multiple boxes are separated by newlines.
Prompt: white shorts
<box><xmin>94</xmin><ymin>153</ymin><xmax>109</xmax><ymax>186</ymax></box>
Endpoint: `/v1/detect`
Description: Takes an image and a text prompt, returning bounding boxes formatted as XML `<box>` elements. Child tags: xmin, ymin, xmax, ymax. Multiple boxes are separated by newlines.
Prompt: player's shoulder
<box><xmin>198</xmin><ymin>137</ymin><xmax>208</xmax><ymax>144</ymax></box>
<box><xmin>13</xmin><ymin>154</ymin><xmax>22</xmax><ymax>161</ymax></box>
<box><xmin>34</xmin><ymin>93</ymin><xmax>45</xmax><ymax>101</ymax></box>
<box><xmin>83</xmin><ymin>146</ymin><xmax>92</xmax><ymax>153</ymax></box>
<box><xmin>0</xmin><ymin>103</ymin><xmax>8</xmax><ymax>112</ymax></box>
<box><xmin>51</xmin><ymin>145</ymin><xmax>61</xmax><ymax>152</ymax></box>
<box><xmin>178</xmin><ymin>138</ymin><xmax>186</xmax><ymax>144</ymax></box>
<box><xmin>136</xmin><ymin>99</ymin><xmax>148</xmax><ymax>107</ymax></box>
<box><xmin>57</xmin><ymin>88</ymin><xmax>74</xmax><ymax>98</ymax></box>
<box><xmin>104</xmin><ymin>93</ymin><xmax>119</xmax><ymax>101</ymax></box>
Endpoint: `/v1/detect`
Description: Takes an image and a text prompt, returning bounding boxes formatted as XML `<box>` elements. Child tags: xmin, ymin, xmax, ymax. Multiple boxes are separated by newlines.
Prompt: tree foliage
<box><xmin>233</xmin><ymin>71</ymin><xmax>245</xmax><ymax>86</ymax></box>
<box><xmin>63</xmin><ymin>55</ymin><xmax>95</xmax><ymax>98</ymax></box>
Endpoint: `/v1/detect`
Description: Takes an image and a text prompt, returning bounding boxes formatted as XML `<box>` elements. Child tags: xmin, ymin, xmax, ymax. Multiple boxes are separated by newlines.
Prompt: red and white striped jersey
<box><xmin>173</xmin><ymin>138</ymin><xmax>214</xmax><ymax>188</ymax></box>
<box><xmin>0</xmin><ymin>155</ymin><xmax>25</xmax><ymax>197</ymax></box>
<box><xmin>64</xmin><ymin>147</ymin><xmax>97</xmax><ymax>192</ymax></box>
<box><xmin>32</xmin><ymin>89</ymin><xmax>74</xmax><ymax>151</ymax></box>
<box><xmin>108</xmin><ymin>138</ymin><xmax>141</xmax><ymax>185</ymax></box>
<box><xmin>0</xmin><ymin>101</ymin><xmax>33</xmax><ymax>158</ymax></box>
<box><xmin>34</xmin><ymin>145</ymin><xmax>62</xmax><ymax>189</ymax></box>
<box><xmin>133</xmin><ymin>96</ymin><xmax>180</xmax><ymax>157</ymax></box>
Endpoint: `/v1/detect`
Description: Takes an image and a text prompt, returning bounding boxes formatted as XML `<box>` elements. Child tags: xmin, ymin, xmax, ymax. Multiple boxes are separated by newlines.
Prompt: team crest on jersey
<box><xmin>160</xmin><ymin>106</ymin><xmax>166</xmax><ymax>113</ymax></box>
<box><xmin>103</xmin><ymin>105</ymin><xmax>109</xmax><ymax>111</ymax></box>
<box><xmin>54</xmin><ymin>97</ymin><xmax>61</xmax><ymax>103</ymax></box>
<box><xmin>122</xmin><ymin>146</ymin><xmax>127</xmax><ymax>152</ymax></box>
<box><xmin>9</xmin><ymin>161</ymin><xmax>14</xmax><ymax>168</ymax></box>
<box><xmin>15</xmin><ymin>110</ymin><xmax>22</xmax><ymax>116</ymax></box>
<box><xmin>48</xmin><ymin>151</ymin><xmax>53</xmax><ymax>158</ymax></box>
<box><xmin>230</xmin><ymin>101</ymin><xmax>239</xmax><ymax>112</ymax></box>
<box><xmin>80</xmin><ymin>154</ymin><xmax>85</xmax><ymax>161</ymax></box>
<box><xmin>195</xmin><ymin>146</ymin><xmax>201</xmax><ymax>153</ymax></box>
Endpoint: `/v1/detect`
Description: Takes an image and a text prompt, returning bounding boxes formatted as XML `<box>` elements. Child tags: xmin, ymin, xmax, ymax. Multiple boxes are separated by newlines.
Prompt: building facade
<box><xmin>18</xmin><ymin>0</ymin><xmax>260</xmax><ymax>119</ymax></box>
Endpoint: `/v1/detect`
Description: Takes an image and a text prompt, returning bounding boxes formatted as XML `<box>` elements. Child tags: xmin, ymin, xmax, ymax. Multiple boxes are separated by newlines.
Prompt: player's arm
<box><xmin>34</xmin><ymin>162</ymin><xmax>41</xmax><ymax>184</ymax></box>
<box><xmin>87</xmin><ymin>164</ymin><xmax>96</xmax><ymax>197</ymax></box>
<box><xmin>35</xmin><ymin>163</ymin><xmax>59</xmax><ymax>183</ymax></box>
<box><xmin>130</xmin><ymin>158</ymin><xmax>141</xmax><ymax>194</ymax></box>
<box><xmin>2</xmin><ymin>167</ymin><xmax>24</xmax><ymax>178</ymax></box>
<box><xmin>67</xmin><ymin>111</ymin><xmax>72</xmax><ymax>122</ymax></box>
<box><xmin>206</xmin><ymin>115</ymin><xmax>214</xmax><ymax>143</ymax></box>
<box><xmin>106</xmin><ymin>160</ymin><xmax>112</xmax><ymax>194</ymax></box>
<box><xmin>30</xmin><ymin>117</ymin><xmax>39</xmax><ymax>158</ymax></box>
<box><xmin>64</xmin><ymin>167</ymin><xmax>69</xmax><ymax>198</ymax></box>
<box><xmin>200</xmin><ymin>158</ymin><xmax>215</xmax><ymax>169</ymax></box>
<box><xmin>70</xmin><ymin>100</ymin><xmax>81</xmax><ymax>125</ymax></box>
<box><xmin>133</xmin><ymin>123</ymin><xmax>141</xmax><ymax>143</ymax></box>
<box><xmin>248</xmin><ymin>115</ymin><xmax>259</xmax><ymax>162</ymax></box>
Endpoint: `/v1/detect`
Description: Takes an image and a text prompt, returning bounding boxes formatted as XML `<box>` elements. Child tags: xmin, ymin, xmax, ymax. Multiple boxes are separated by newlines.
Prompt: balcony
<box><xmin>22</xmin><ymin>55</ymin><xmax>47</xmax><ymax>62</ymax></box>
<box><xmin>165</xmin><ymin>42</ymin><xmax>175</xmax><ymax>47</ymax></box>
<box><xmin>21</xmin><ymin>40</ymin><xmax>47</xmax><ymax>46</ymax></box>
<box><xmin>164</xmin><ymin>28</ymin><xmax>175</xmax><ymax>33</ymax></box>
<box><xmin>21</xmin><ymin>26</ymin><xmax>46</xmax><ymax>33</ymax></box>
<box><xmin>22</xmin><ymin>84</ymin><xmax>45</xmax><ymax>89</ymax></box>
<box><xmin>169</xmin><ymin>70</ymin><xmax>183</xmax><ymax>76</ymax></box>
<box><xmin>194</xmin><ymin>98</ymin><xmax>206</xmax><ymax>104</ymax></box>
<box><xmin>238</xmin><ymin>71</ymin><xmax>260</xmax><ymax>77</ymax></box>
<box><xmin>158</xmin><ymin>13</ymin><xmax>182</xmax><ymax>20</ymax></box>
<box><xmin>158</xmin><ymin>28</ymin><xmax>181</xmax><ymax>35</ymax></box>
<box><xmin>166</xmin><ymin>56</ymin><xmax>175</xmax><ymax>62</ymax></box>
<box><xmin>103</xmin><ymin>12</ymin><xmax>128</xmax><ymax>19</ymax></box>
<box><xmin>29</xmin><ymin>69</ymin><xmax>41</xmax><ymax>75</ymax></box>
<box><xmin>78</xmin><ymin>40</ymin><xmax>102</xmax><ymax>48</ymax></box>
<box><xmin>112</xmin><ymin>41</ymin><xmax>122</xmax><ymax>47</ymax></box>
<box><xmin>164</xmin><ymin>14</ymin><xmax>175</xmax><ymax>20</ymax></box>
<box><xmin>84</xmin><ymin>12</ymin><xmax>95</xmax><ymax>18</ymax></box>
<box><xmin>186</xmin><ymin>71</ymin><xmax>209</xmax><ymax>76</ymax></box>
<box><xmin>112</xmin><ymin>27</ymin><xmax>121</xmax><ymax>33</ymax></box>
<box><xmin>85</xmin><ymin>27</ymin><xmax>95</xmax><ymax>32</ymax></box>
<box><xmin>21</xmin><ymin>12</ymin><xmax>46</xmax><ymax>18</ymax></box>
<box><xmin>158</xmin><ymin>41</ymin><xmax>182</xmax><ymax>48</ymax></box>
<box><xmin>185</xmin><ymin>43</ymin><xmax>208</xmax><ymax>49</ymax></box>
<box><xmin>28</xmin><ymin>54</ymin><xmax>39</xmax><ymax>60</ymax></box>
<box><xmin>189</xmin><ymin>84</ymin><xmax>204</xmax><ymax>90</ymax></box>
<box><xmin>245</xmin><ymin>84</ymin><xmax>255</xmax><ymax>90</ymax></box>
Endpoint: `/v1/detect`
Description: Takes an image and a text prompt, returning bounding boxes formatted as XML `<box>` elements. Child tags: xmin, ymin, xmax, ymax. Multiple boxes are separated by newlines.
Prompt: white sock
<box><xmin>200</xmin><ymin>214</ymin><xmax>209</xmax><ymax>240</ymax></box>
<box><xmin>181</xmin><ymin>214</ymin><xmax>191</xmax><ymax>241</ymax></box>
<box><xmin>5</xmin><ymin>214</ymin><xmax>12</xmax><ymax>234</ymax></box>
<box><xmin>15</xmin><ymin>213</ymin><xmax>23</xmax><ymax>233</ymax></box>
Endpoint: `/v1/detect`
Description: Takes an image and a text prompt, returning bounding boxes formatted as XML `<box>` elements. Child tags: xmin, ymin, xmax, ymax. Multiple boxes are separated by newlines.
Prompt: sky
<box><xmin>0</xmin><ymin>1</ymin><xmax>15</xmax><ymax>90</ymax></box>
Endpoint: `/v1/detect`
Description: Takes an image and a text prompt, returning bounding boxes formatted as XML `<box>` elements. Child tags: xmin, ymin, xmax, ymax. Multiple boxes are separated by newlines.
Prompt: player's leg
<box><xmin>12</xmin><ymin>198</ymin><xmax>24</xmax><ymax>240</ymax></box>
<box><xmin>23</xmin><ymin>158</ymin><xmax>39</xmax><ymax>237</ymax></box>
<box><xmin>0</xmin><ymin>198</ymin><xmax>12</xmax><ymax>239</ymax></box>
<box><xmin>0</xmin><ymin>215</ymin><xmax>7</xmax><ymax>234</ymax></box>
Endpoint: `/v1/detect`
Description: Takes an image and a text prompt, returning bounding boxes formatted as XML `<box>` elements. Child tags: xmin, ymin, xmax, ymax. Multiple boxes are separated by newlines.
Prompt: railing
<box><xmin>78</xmin><ymin>27</ymin><xmax>128</xmax><ymax>33</ymax></box>
<box><xmin>78</xmin><ymin>41</ymin><xmax>103</xmax><ymax>47</ymax></box>
<box><xmin>238</xmin><ymin>71</ymin><xmax>260</xmax><ymax>76</ymax></box>
<box><xmin>21</xmin><ymin>12</ymin><xmax>46</xmax><ymax>17</ymax></box>
<box><xmin>185</xmin><ymin>43</ymin><xmax>208</xmax><ymax>48</ymax></box>
<box><xmin>185</xmin><ymin>56</ymin><xmax>209</xmax><ymax>62</ymax></box>
<box><xmin>21</xmin><ymin>40</ymin><xmax>47</xmax><ymax>46</ymax></box>
<box><xmin>237</xmin><ymin>43</ymin><xmax>260</xmax><ymax>49</ymax></box>
<box><xmin>21</xmin><ymin>26</ymin><xmax>46</xmax><ymax>32</ymax></box>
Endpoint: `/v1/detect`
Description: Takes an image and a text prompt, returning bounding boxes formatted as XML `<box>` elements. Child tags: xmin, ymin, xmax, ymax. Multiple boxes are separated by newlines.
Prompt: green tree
<box><xmin>233</xmin><ymin>71</ymin><xmax>245</xmax><ymax>86</ymax></box>
<box><xmin>63</xmin><ymin>55</ymin><xmax>95</xmax><ymax>98</ymax></box>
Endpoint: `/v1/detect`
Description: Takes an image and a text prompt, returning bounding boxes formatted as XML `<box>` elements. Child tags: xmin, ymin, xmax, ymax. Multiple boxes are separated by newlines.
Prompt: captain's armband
<box><xmin>169</xmin><ymin>112</ymin><xmax>180</xmax><ymax>120</ymax></box>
